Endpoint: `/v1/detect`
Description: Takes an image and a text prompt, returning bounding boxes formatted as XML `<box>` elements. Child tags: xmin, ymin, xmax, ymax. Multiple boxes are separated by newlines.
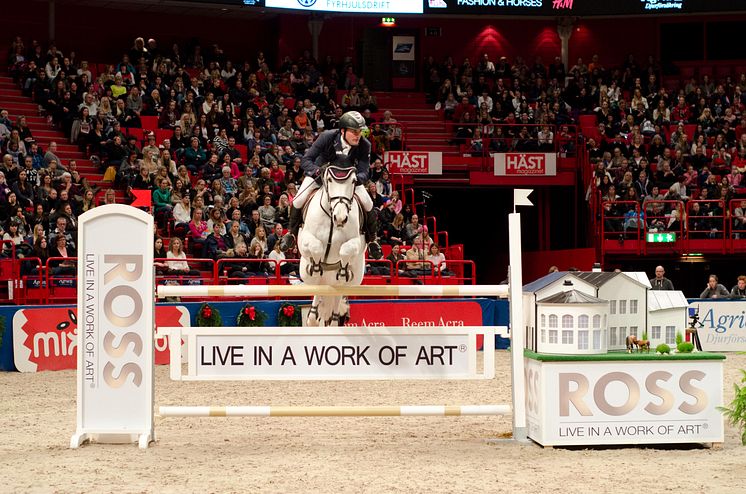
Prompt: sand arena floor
<box><xmin>2</xmin><ymin>351</ymin><xmax>746</xmax><ymax>494</ymax></box>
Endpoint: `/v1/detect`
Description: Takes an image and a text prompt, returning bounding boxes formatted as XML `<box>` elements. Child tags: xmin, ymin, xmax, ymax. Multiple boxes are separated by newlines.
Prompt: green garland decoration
<box><xmin>236</xmin><ymin>303</ymin><xmax>267</xmax><ymax>327</ymax></box>
<box><xmin>196</xmin><ymin>303</ymin><xmax>222</xmax><ymax>327</ymax></box>
<box><xmin>278</xmin><ymin>303</ymin><xmax>302</xmax><ymax>327</ymax></box>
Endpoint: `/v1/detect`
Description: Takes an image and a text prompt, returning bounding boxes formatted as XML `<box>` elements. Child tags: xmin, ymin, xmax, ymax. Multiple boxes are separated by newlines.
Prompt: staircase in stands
<box><xmin>0</xmin><ymin>73</ymin><xmax>124</xmax><ymax>201</ymax></box>
<box><xmin>375</xmin><ymin>92</ymin><xmax>467</xmax><ymax>182</ymax></box>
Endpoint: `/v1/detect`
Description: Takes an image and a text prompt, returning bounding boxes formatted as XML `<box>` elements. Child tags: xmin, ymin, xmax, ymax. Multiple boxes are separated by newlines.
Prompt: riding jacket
<box><xmin>300</xmin><ymin>129</ymin><xmax>371</xmax><ymax>184</ymax></box>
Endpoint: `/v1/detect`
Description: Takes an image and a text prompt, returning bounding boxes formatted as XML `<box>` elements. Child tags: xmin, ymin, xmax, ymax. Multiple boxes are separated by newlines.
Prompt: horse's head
<box><xmin>323</xmin><ymin>166</ymin><xmax>356</xmax><ymax>227</ymax></box>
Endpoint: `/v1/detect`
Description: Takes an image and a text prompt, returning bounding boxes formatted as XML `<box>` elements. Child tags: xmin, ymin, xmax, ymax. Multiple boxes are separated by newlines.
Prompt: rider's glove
<box><xmin>312</xmin><ymin>168</ymin><xmax>323</xmax><ymax>185</ymax></box>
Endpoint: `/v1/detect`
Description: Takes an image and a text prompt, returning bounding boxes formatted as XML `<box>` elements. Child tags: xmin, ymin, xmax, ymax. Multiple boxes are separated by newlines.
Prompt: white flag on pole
<box><xmin>514</xmin><ymin>189</ymin><xmax>533</xmax><ymax>209</ymax></box>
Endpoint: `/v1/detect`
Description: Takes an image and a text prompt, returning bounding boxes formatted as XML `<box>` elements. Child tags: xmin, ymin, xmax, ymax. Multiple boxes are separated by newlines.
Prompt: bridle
<box><xmin>320</xmin><ymin>166</ymin><xmax>356</xmax><ymax>222</ymax></box>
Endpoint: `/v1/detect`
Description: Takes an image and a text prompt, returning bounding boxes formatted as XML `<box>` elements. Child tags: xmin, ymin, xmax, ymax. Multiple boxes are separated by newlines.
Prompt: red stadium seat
<box><xmin>141</xmin><ymin>116</ymin><xmax>159</xmax><ymax>131</ymax></box>
<box><xmin>155</xmin><ymin>129</ymin><xmax>173</xmax><ymax>145</ymax></box>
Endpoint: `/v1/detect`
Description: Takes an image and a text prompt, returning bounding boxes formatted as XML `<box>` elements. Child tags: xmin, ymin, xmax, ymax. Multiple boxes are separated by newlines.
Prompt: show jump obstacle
<box><xmin>71</xmin><ymin>203</ymin><xmax>529</xmax><ymax>449</ymax></box>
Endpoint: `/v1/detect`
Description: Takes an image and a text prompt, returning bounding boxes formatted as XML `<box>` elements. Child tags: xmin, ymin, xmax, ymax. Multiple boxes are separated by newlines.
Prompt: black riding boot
<box><xmin>364</xmin><ymin>209</ymin><xmax>378</xmax><ymax>243</ymax></box>
<box><xmin>280</xmin><ymin>206</ymin><xmax>303</xmax><ymax>252</ymax></box>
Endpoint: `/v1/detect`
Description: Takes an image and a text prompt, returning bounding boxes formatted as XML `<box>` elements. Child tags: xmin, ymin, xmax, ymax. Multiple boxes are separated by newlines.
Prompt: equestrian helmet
<box><xmin>338</xmin><ymin>111</ymin><xmax>368</xmax><ymax>132</ymax></box>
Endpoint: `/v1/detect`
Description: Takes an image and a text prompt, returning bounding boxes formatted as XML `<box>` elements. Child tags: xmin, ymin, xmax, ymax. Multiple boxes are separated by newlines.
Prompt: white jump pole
<box><xmin>159</xmin><ymin>405</ymin><xmax>511</xmax><ymax>417</ymax></box>
<box><xmin>509</xmin><ymin>190</ymin><xmax>532</xmax><ymax>442</ymax></box>
<box><xmin>157</xmin><ymin>284</ymin><xmax>509</xmax><ymax>299</ymax></box>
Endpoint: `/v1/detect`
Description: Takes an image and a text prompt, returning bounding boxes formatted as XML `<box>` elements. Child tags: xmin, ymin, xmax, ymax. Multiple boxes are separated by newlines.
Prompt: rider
<box><xmin>280</xmin><ymin>110</ymin><xmax>377</xmax><ymax>251</ymax></box>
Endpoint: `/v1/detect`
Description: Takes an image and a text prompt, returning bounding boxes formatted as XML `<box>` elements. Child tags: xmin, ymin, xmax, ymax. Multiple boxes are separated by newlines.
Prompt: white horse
<box><xmin>298</xmin><ymin>166</ymin><xmax>365</xmax><ymax>326</ymax></box>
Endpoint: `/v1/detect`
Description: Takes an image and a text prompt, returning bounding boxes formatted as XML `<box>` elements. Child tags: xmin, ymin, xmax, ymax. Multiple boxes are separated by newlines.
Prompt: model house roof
<box><xmin>648</xmin><ymin>290</ymin><xmax>689</xmax><ymax>312</ymax></box>
<box><xmin>523</xmin><ymin>271</ymin><xmax>574</xmax><ymax>293</ymax></box>
<box><xmin>574</xmin><ymin>271</ymin><xmax>649</xmax><ymax>289</ymax></box>
<box><xmin>622</xmin><ymin>271</ymin><xmax>653</xmax><ymax>289</ymax></box>
<box><xmin>538</xmin><ymin>290</ymin><xmax>607</xmax><ymax>305</ymax></box>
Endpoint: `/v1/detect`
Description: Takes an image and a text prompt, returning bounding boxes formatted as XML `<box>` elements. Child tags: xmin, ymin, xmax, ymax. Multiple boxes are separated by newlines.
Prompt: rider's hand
<box><xmin>313</xmin><ymin>168</ymin><xmax>323</xmax><ymax>185</ymax></box>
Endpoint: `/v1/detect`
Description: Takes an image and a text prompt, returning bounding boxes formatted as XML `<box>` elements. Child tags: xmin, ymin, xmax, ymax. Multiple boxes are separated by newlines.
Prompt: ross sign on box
<box><xmin>525</xmin><ymin>358</ymin><xmax>724</xmax><ymax>446</ymax></box>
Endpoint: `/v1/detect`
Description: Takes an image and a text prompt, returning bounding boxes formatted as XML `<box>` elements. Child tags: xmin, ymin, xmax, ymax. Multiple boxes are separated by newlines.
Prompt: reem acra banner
<box><xmin>494</xmin><ymin>152</ymin><xmax>557</xmax><ymax>176</ymax></box>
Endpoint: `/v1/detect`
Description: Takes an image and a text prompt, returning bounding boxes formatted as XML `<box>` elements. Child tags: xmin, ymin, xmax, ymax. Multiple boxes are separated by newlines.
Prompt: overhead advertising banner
<box><xmin>424</xmin><ymin>0</ymin><xmax>743</xmax><ymax>16</ymax></box>
<box><xmin>494</xmin><ymin>152</ymin><xmax>556</xmax><ymax>176</ymax></box>
<box><xmin>688</xmin><ymin>300</ymin><xmax>746</xmax><ymax>352</ymax></box>
<box><xmin>526</xmin><ymin>359</ymin><xmax>724</xmax><ymax>446</ymax></box>
<box><xmin>384</xmin><ymin>151</ymin><xmax>443</xmax><ymax>175</ymax></box>
<box><xmin>264</xmin><ymin>0</ymin><xmax>423</xmax><ymax>14</ymax></box>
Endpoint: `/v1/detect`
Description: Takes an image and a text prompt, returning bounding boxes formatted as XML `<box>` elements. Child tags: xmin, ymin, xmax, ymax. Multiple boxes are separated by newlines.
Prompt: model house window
<box><xmin>629</xmin><ymin>326</ymin><xmax>638</xmax><ymax>337</ymax></box>
<box><xmin>630</xmin><ymin>300</ymin><xmax>638</xmax><ymax>314</ymax></box>
<box><xmin>549</xmin><ymin>330</ymin><xmax>558</xmax><ymax>343</ymax></box>
<box><xmin>578</xmin><ymin>315</ymin><xmax>589</xmax><ymax>328</ymax></box>
<box><xmin>541</xmin><ymin>329</ymin><xmax>546</xmax><ymax>343</ymax></box>
<box><xmin>549</xmin><ymin>314</ymin><xmax>558</xmax><ymax>328</ymax></box>
<box><xmin>562</xmin><ymin>330</ymin><xmax>573</xmax><ymax>344</ymax></box>
<box><xmin>540</xmin><ymin>314</ymin><xmax>546</xmax><ymax>328</ymax></box>
<box><xmin>619</xmin><ymin>326</ymin><xmax>627</xmax><ymax>342</ymax></box>
<box><xmin>562</xmin><ymin>315</ymin><xmax>573</xmax><ymax>329</ymax></box>
<box><xmin>619</xmin><ymin>300</ymin><xmax>627</xmax><ymax>314</ymax></box>
<box><xmin>651</xmin><ymin>326</ymin><xmax>661</xmax><ymax>339</ymax></box>
<box><xmin>609</xmin><ymin>327</ymin><xmax>617</xmax><ymax>346</ymax></box>
<box><xmin>592</xmin><ymin>314</ymin><xmax>601</xmax><ymax>328</ymax></box>
<box><xmin>665</xmin><ymin>326</ymin><xmax>676</xmax><ymax>344</ymax></box>
<box><xmin>577</xmin><ymin>330</ymin><xmax>589</xmax><ymax>350</ymax></box>
<box><xmin>593</xmin><ymin>330</ymin><xmax>602</xmax><ymax>350</ymax></box>
<box><xmin>609</xmin><ymin>300</ymin><xmax>616</xmax><ymax>314</ymax></box>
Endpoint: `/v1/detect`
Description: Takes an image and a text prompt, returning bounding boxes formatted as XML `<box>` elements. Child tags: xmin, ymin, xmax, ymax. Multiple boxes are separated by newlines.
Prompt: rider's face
<box><xmin>343</xmin><ymin>128</ymin><xmax>362</xmax><ymax>146</ymax></box>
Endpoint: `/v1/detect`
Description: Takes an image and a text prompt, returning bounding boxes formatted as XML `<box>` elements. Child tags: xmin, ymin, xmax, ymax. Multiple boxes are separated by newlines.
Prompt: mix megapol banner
<box><xmin>0</xmin><ymin>298</ymin><xmax>506</xmax><ymax>372</ymax></box>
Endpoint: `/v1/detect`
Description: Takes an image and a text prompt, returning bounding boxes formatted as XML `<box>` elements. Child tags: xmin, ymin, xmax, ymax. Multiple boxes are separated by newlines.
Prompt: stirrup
<box><xmin>279</xmin><ymin>233</ymin><xmax>296</xmax><ymax>252</ymax></box>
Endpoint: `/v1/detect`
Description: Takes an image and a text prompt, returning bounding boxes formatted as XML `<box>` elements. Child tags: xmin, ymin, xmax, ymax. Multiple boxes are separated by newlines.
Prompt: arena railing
<box><xmin>599</xmin><ymin>200</ymin><xmax>643</xmax><ymax>256</ymax></box>
<box><xmin>45</xmin><ymin>257</ymin><xmax>78</xmax><ymax>305</ymax></box>
<box><xmin>685</xmin><ymin>199</ymin><xmax>727</xmax><ymax>255</ymax></box>
<box><xmin>640</xmin><ymin>199</ymin><xmax>685</xmax><ymax>256</ymax></box>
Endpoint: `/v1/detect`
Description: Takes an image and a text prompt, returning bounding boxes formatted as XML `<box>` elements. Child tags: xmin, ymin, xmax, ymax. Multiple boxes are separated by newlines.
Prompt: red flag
<box><xmin>130</xmin><ymin>189</ymin><xmax>152</xmax><ymax>209</ymax></box>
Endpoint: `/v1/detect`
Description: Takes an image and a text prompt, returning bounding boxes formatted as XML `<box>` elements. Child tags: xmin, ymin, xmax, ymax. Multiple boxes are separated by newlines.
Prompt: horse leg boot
<box><xmin>363</xmin><ymin>209</ymin><xmax>378</xmax><ymax>243</ymax></box>
<box><xmin>280</xmin><ymin>205</ymin><xmax>303</xmax><ymax>252</ymax></box>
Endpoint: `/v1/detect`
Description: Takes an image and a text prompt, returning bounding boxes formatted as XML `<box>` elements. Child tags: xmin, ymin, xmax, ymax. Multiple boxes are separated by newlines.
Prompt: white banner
<box><xmin>384</xmin><ymin>151</ymin><xmax>443</xmax><ymax>175</ymax></box>
<box><xmin>392</xmin><ymin>36</ymin><xmax>415</xmax><ymax>61</ymax></box>
<box><xmin>689</xmin><ymin>300</ymin><xmax>746</xmax><ymax>351</ymax></box>
<box><xmin>526</xmin><ymin>359</ymin><xmax>724</xmax><ymax>446</ymax></box>
<box><xmin>494</xmin><ymin>152</ymin><xmax>557</xmax><ymax>176</ymax></box>
<box><xmin>71</xmin><ymin>205</ymin><xmax>154</xmax><ymax>449</ymax></box>
<box><xmin>265</xmin><ymin>0</ymin><xmax>423</xmax><ymax>14</ymax></box>
<box><xmin>163</xmin><ymin>326</ymin><xmax>495</xmax><ymax>381</ymax></box>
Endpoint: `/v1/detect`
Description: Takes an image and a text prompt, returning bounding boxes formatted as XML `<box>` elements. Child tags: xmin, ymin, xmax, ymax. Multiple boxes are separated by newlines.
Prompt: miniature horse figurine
<box><xmin>625</xmin><ymin>335</ymin><xmax>638</xmax><ymax>353</ymax></box>
<box><xmin>636</xmin><ymin>339</ymin><xmax>651</xmax><ymax>353</ymax></box>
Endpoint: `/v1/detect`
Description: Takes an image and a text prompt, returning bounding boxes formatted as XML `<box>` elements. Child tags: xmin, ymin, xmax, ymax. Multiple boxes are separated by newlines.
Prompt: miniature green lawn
<box><xmin>524</xmin><ymin>349</ymin><xmax>726</xmax><ymax>361</ymax></box>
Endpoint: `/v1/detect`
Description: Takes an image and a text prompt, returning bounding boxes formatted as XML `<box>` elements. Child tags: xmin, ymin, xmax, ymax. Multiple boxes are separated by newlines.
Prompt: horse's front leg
<box><xmin>338</xmin><ymin>237</ymin><xmax>363</xmax><ymax>267</ymax></box>
<box><xmin>299</xmin><ymin>230</ymin><xmax>326</xmax><ymax>263</ymax></box>
<box><xmin>307</xmin><ymin>296</ymin><xmax>321</xmax><ymax>327</ymax></box>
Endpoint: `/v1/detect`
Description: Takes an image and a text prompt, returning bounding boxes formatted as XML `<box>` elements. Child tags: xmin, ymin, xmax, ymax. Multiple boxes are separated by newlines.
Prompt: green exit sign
<box><xmin>646</xmin><ymin>232</ymin><xmax>677</xmax><ymax>243</ymax></box>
